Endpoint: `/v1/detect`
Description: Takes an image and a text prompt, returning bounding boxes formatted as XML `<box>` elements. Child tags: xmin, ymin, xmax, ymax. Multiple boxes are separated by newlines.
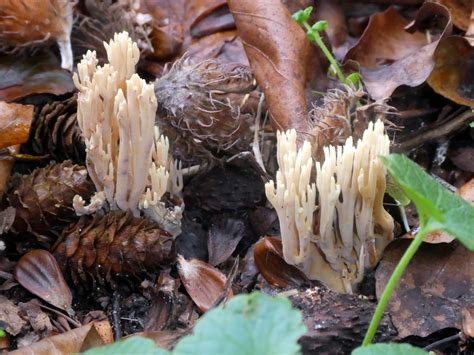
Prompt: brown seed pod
<box><xmin>54</xmin><ymin>210</ymin><xmax>174</xmax><ymax>284</ymax></box>
<box><xmin>155</xmin><ymin>57</ymin><xmax>257</xmax><ymax>164</ymax></box>
<box><xmin>0</xmin><ymin>0</ymin><xmax>74</xmax><ymax>70</ymax></box>
<box><xmin>254</xmin><ymin>237</ymin><xmax>307</xmax><ymax>288</ymax></box>
<box><xmin>5</xmin><ymin>160</ymin><xmax>95</xmax><ymax>246</ymax></box>
<box><xmin>23</xmin><ymin>94</ymin><xmax>85</xmax><ymax>164</ymax></box>
<box><xmin>13</xmin><ymin>249</ymin><xmax>73</xmax><ymax>314</ymax></box>
<box><xmin>72</xmin><ymin>0</ymin><xmax>152</xmax><ymax>63</ymax></box>
<box><xmin>309</xmin><ymin>85</ymin><xmax>363</xmax><ymax>160</ymax></box>
<box><xmin>177</xmin><ymin>255</ymin><xmax>233</xmax><ymax>312</ymax></box>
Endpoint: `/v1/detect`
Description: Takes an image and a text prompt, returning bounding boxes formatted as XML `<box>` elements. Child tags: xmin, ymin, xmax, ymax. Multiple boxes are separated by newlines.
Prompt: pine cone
<box><xmin>54</xmin><ymin>210</ymin><xmax>174</xmax><ymax>284</ymax></box>
<box><xmin>23</xmin><ymin>95</ymin><xmax>85</xmax><ymax>164</ymax></box>
<box><xmin>5</xmin><ymin>160</ymin><xmax>95</xmax><ymax>245</ymax></box>
<box><xmin>155</xmin><ymin>58</ymin><xmax>257</xmax><ymax>164</ymax></box>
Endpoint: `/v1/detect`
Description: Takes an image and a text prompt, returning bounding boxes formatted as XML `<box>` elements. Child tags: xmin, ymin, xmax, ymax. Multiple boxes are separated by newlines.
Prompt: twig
<box><xmin>424</xmin><ymin>333</ymin><xmax>461</xmax><ymax>351</ymax></box>
<box><xmin>112</xmin><ymin>291</ymin><xmax>122</xmax><ymax>340</ymax></box>
<box><xmin>393</xmin><ymin>110</ymin><xmax>474</xmax><ymax>152</ymax></box>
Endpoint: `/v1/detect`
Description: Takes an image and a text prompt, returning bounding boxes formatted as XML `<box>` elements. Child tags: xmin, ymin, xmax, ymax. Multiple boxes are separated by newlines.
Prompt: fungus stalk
<box><xmin>265</xmin><ymin>120</ymin><xmax>393</xmax><ymax>293</ymax></box>
<box><xmin>73</xmin><ymin>31</ymin><xmax>183</xmax><ymax>236</ymax></box>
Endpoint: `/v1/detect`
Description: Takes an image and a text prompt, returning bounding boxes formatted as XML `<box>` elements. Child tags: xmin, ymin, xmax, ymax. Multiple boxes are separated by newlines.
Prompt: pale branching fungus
<box><xmin>73</xmin><ymin>31</ymin><xmax>183</xmax><ymax>236</ymax></box>
<box><xmin>265</xmin><ymin>120</ymin><xmax>393</xmax><ymax>293</ymax></box>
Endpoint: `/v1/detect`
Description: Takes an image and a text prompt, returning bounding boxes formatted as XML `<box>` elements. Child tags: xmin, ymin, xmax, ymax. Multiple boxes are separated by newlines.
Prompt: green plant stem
<box><xmin>303</xmin><ymin>22</ymin><xmax>345</xmax><ymax>82</ymax></box>
<box><xmin>362</xmin><ymin>227</ymin><xmax>430</xmax><ymax>346</ymax></box>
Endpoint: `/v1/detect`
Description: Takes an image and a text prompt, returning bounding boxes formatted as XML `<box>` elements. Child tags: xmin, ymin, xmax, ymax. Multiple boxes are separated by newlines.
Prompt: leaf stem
<box><xmin>362</xmin><ymin>227</ymin><xmax>430</xmax><ymax>345</ymax></box>
<box><xmin>303</xmin><ymin>22</ymin><xmax>345</xmax><ymax>82</ymax></box>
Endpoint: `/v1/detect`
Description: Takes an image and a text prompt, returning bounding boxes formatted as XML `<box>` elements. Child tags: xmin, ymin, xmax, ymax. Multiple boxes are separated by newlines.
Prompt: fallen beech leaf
<box><xmin>435</xmin><ymin>0</ymin><xmax>471</xmax><ymax>30</ymax></box>
<box><xmin>345</xmin><ymin>6</ymin><xmax>427</xmax><ymax>69</ymax></box>
<box><xmin>177</xmin><ymin>255</ymin><xmax>233</xmax><ymax>312</ymax></box>
<box><xmin>254</xmin><ymin>237</ymin><xmax>307</xmax><ymax>288</ymax></box>
<box><xmin>345</xmin><ymin>3</ymin><xmax>452</xmax><ymax>100</ymax></box>
<box><xmin>228</xmin><ymin>0</ymin><xmax>310</xmax><ymax>133</ymax></box>
<box><xmin>427</xmin><ymin>36</ymin><xmax>474</xmax><ymax>107</ymax></box>
<box><xmin>0</xmin><ymin>295</ymin><xmax>27</xmax><ymax>336</ymax></box>
<box><xmin>376</xmin><ymin>239</ymin><xmax>474</xmax><ymax>337</ymax></box>
<box><xmin>14</xmin><ymin>250</ymin><xmax>73</xmax><ymax>314</ymax></box>
<box><xmin>0</xmin><ymin>102</ymin><xmax>34</xmax><ymax>149</ymax></box>
<box><xmin>207</xmin><ymin>217</ymin><xmax>245</xmax><ymax>266</ymax></box>
<box><xmin>190</xmin><ymin>3</ymin><xmax>235</xmax><ymax>38</ymax></box>
<box><xmin>11</xmin><ymin>320</ymin><xmax>112</xmax><ymax>355</ymax></box>
<box><xmin>0</xmin><ymin>51</ymin><xmax>75</xmax><ymax>102</ymax></box>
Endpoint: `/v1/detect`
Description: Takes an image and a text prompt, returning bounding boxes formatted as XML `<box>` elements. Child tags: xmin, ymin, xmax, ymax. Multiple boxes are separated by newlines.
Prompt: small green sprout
<box><xmin>293</xmin><ymin>6</ymin><xmax>358</xmax><ymax>85</ymax></box>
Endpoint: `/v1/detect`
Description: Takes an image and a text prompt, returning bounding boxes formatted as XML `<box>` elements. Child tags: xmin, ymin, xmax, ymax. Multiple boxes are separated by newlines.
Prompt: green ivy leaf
<box><xmin>292</xmin><ymin>6</ymin><xmax>313</xmax><ymax>24</ymax></box>
<box><xmin>84</xmin><ymin>336</ymin><xmax>170</xmax><ymax>355</ymax></box>
<box><xmin>382</xmin><ymin>154</ymin><xmax>474</xmax><ymax>250</ymax></box>
<box><xmin>352</xmin><ymin>343</ymin><xmax>428</xmax><ymax>355</ymax></box>
<box><xmin>173</xmin><ymin>292</ymin><xmax>307</xmax><ymax>355</ymax></box>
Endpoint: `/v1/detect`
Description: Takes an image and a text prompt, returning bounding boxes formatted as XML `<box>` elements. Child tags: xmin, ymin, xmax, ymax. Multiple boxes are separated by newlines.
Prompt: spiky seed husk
<box><xmin>54</xmin><ymin>210</ymin><xmax>174</xmax><ymax>284</ymax></box>
<box><xmin>72</xmin><ymin>0</ymin><xmax>152</xmax><ymax>63</ymax></box>
<box><xmin>5</xmin><ymin>160</ymin><xmax>95</xmax><ymax>246</ymax></box>
<box><xmin>23</xmin><ymin>94</ymin><xmax>85</xmax><ymax>164</ymax></box>
<box><xmin>155</xmin><ymin>58</ymin><xmax>257</xmax><ymax>164</ymax></box>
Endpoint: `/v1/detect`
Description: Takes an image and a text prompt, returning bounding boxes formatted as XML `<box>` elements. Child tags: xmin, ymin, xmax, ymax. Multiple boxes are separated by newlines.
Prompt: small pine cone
<box><xmin>5</xmin><ymin>160</ymin><xmax>95</xmax><ymax>245</ymax></box>
<box><xmin>54</xmin><ymin>210</ymin><xmax>174</xmax><ymax>284</ymax></box>
<box><xmin>155</xmin><ymin>58</ymin><xmax>257</xmax><ymax>164</ymax></box>
<box><xmin>23</xmin><ymin>95</ymin><xmax>85</xmax><ymax>164</ymax></box>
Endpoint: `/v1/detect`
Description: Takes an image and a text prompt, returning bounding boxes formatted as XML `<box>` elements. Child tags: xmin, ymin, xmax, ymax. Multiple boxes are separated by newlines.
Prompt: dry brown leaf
<box><xmin>435</xmin><ymin>0</ymin><xmax>472</xmax><ymax>30</ymax></box>
<box><xmin>228</xmin><ymin>0</ymin><xmax>310</xmax><ymax>133</ymax></box>
<box><xmin>0</xmin><ymin>51</ymin><xmax>75</xmax><ymax>102</ymax></box>
<box><xmin>11</xmin><ymin>320</ymin><xmax>112</xmax><ymax>355</ymax></box>
<box><xmin>0</xmin><ymin>102</ymin><xmax>33</xmax><ymax>149</ymax></box>
<box><xmin>376</xmin><ymin>239</ymin><xmax>474</xmax><ymax>337</ymax></box>
<box><xmin>345</xmin><ymin>2</ymin><xmax>452</xmax><ymax>100</ymax></box>
<box><xmin>427</xmin><ymin>36</ymin><xmax>474</xmax><ymax>107</ymax></box>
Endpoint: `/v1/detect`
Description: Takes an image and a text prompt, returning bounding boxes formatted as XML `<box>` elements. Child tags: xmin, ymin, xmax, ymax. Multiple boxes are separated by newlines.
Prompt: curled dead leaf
<box><xmin>376</xmin><ymin>239</ymin><xmax>474</xmax><ymax>338</ymax></box>
<box><xmin>345</xmin><ymin>2</ymin><xmax>452</xmax><ymax>100</ymax></box>
<box><xmin>0</xmin><ymin>51</ymin><xmax>75</xmax><ymax>102</ymax></box>
<box><xmin>13</xmin><ymin>250</ymin><xmax>73</xmax><ymax>314</ymax></box>
<box><xmin>435</xmin><ymin>0</ymin><xmax>472</xmax><ymax>30</ymax></box>
<box><xmin>254</xmin><ymin>236</ymin><xmax>307</xmax><ymax>288</ymax></box>
<box><xmin>228</xmin><ymin>0</ymin><xmax>310</xmax><ymax>134</ymax></box>
<box><xmin>177</xmin><ymin>255</ymin><xmax>233</xmax><ymax>312</ymax></box>
<box><xmin>427</xmin><ymin>36</ymin><xmax>474</xmax><ymax>107</ymax></box>
<box><xmin>10</xmin><ymin>320</ymin><xmax>112</xmax><ymax>355</ymax></box>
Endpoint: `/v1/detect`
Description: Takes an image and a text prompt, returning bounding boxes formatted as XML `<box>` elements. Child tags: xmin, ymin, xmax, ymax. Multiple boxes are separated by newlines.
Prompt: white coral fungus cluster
<box><xmin>73</xmin><ymin>31</ymin><xmax>183</xmax><ymax>236</ymax></box>
<box><xmin>265</xmin><ymin>120</ymin><xmax>394</xmax><ymax>293</ymax></box>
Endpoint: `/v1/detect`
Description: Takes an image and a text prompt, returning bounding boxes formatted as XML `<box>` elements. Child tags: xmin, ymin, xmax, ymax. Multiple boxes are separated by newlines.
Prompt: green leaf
<box><xmin>173</xmin><ymin>292</ymin><xmax>307</xmax><ymax>355</ymax></box>
<box><xmin>311</xmin><ymin>20</ymin><xmax>328</xmax><ymax>32</ymax></box>
<box><xmin>84</xmin><ymin>336</ymin><xmax>170</xmax><ymax>355</ymax></box>
<box><xmin>352</xmin><ymin>343</ymin><xmax>428</xmax><ymax>355</ymax></box>
<box><xmin>344</xmin><ymin>72</ymin><xmax>362</xmax><ymax>88</ymax></box>
<box><xmin>382</xmin><ymin>154</ymin><xmax>474</xmax><ymax>250</ymax></box>
<box><xmin>292</xmin><ymin>6</ymin><xmax>313</xmax><ymax>24</ymax></box>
